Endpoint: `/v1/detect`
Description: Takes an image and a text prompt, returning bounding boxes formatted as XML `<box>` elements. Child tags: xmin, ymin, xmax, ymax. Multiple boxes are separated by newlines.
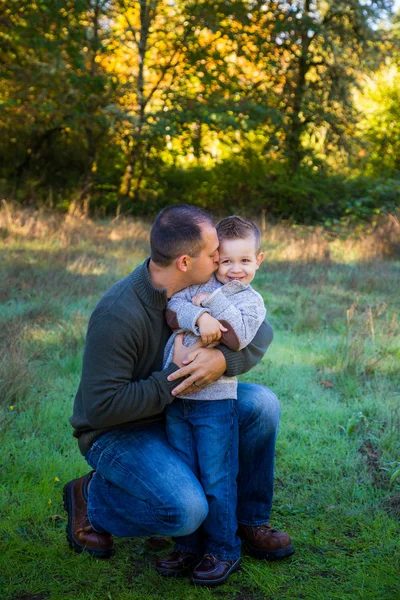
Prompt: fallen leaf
<box><xmin>320</xmin><ymin>380</ymin><xmax>334</xmax><ymax>388</ymax></box>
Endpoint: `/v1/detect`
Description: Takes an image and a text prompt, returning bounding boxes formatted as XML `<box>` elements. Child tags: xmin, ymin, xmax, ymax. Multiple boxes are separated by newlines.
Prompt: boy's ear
<box><xmin>176</xmin><ymin>254</ymin><xmax>191</xmax><ymax>272</ymax></box>
<box><xmin>256</xmin><ymin>252</ymin><xmax>265</xmax><ymax>268</ymax></box>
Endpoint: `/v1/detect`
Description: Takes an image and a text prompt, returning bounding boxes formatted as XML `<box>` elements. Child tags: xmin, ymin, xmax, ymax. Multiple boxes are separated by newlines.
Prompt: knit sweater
<box><xmin>163</xmin><ymin>275</ymin><xmax>266</xmax><ymax>400</ymax></box>
<box><xmin>69</xmin><ymin>259</ymin><xmax>273</xmax><ymax>456</ymax></box>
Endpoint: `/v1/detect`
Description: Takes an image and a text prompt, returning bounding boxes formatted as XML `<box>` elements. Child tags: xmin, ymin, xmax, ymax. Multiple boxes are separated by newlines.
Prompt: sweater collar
<box><xmin>131</xmin><ymin>258</ymin><xmax>168</xmax><ymax>310</ymax></box>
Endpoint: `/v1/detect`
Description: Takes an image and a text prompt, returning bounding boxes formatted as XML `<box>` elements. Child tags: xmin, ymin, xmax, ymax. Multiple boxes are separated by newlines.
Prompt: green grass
<box><xmin>1</xmin><ymin>210</ymin><xmax>399</xmax><ymax>600</ymax></box>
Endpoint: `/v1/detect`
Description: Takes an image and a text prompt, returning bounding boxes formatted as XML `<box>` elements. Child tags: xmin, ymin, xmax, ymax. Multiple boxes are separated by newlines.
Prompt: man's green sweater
<box><xmin>70</xmin><ymin>259</ymin><xmax>273</xmax><ymax>456</ymax></box>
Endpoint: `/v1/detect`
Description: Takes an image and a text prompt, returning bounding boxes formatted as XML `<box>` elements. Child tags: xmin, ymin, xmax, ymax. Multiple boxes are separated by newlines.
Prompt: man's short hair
<box><xmin>151</xmin><ymin>204</ymin><xmax>215</xmax><ymax>267</ymax></box>
<box><xmin>216</xmin><ymin>215</ymin><xmax>262</xmax><ymax>253</ymax></box>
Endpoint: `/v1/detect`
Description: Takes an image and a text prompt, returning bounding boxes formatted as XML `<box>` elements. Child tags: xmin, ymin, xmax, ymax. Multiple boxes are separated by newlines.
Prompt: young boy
<box><xmin>156</xmin><ymin>216</ymin><xmax>266</xmax><ymax>587</ymax></box>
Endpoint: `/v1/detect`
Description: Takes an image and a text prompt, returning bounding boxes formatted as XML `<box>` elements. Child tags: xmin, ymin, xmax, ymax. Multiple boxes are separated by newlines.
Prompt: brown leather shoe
<box><xmin>190</xmin><ymin>554</ymin><xmax>241</xmax><ymax>587</ymax></box>
<box><xmin>155</xmin><ymin>550</ymin><xmax>201</xmax><ymax>577</ymax></box>
<box><xmin>238</xmin><ymin>523</ymin><xmax>294</xmax><ymax>560</ymax></box>
<box><xmin>63</xmin><ymin>471</ymin><xmax>114</xmax><ymax>559</ymax></box>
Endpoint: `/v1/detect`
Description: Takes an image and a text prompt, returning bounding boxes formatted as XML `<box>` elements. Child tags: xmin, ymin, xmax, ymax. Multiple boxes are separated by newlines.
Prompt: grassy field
<box><xmin>1</xmin><ymin>206</ymin><xmax>399</xmax><ymax>600</ymax></box>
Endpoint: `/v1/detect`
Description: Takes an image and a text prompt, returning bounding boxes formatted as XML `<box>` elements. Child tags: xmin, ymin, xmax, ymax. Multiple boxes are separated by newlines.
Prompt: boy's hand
<box><xmin>197</xmin><ymin>313</ymin><xmax>228</xmax><ymax>345</ymax></box>
<box><xmin>192</xmin><ymin>292</ymin><xmax>211</xmax><ymax>307</ymax></box>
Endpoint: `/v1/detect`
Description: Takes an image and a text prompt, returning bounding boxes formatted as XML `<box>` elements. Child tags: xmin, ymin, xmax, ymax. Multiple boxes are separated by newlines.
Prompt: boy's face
<box><xmin>216</xmin><ymin>236</ymin><xmax>264</xmax><ymax>286</ymax></box>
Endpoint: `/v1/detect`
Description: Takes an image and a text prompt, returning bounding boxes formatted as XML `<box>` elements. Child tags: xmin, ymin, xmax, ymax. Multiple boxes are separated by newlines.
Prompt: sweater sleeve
<box><xmin>80</xmin><ymin>313</ymin><xmax>184</xmax><ymax>429</ymax></box>
<box><xmin>166</xmin><ymin>286</ymin><xmax>209</xmax><ymax>333</ymax></box>
<box><xmin>216</xmin><ymin>319</ymin><xmax>274</xmax><ymax>377</ymax></box>
<box><xmin>201</xmin><ymin>287</ymin><xmax>266</xmax><ymax>351</ymax></box>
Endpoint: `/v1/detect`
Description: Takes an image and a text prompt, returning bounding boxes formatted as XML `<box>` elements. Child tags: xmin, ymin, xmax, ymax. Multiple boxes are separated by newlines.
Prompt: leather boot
<box><xmin>63</xmin><ymin>471</ymin><xmax>114</xmax><ymax>558</ymax></box>
<box><xmin>238</xmin><ymin>523</ymin><xmax>294</xmax><ymax>560</ymax></box>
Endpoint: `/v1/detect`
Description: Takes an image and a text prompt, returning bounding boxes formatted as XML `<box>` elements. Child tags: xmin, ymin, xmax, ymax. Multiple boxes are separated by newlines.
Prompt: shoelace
<box><xmin>257</xmin><ymin>524</ymin><xmax>278</xmax><ymax>534</ymax></box>
<box><xmin>202</xmin><ymin>554</ymin><xmax>218</xmax><ymax>564</ymax></box>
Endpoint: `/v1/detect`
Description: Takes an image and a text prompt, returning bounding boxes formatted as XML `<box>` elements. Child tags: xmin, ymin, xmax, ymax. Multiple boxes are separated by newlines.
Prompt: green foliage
<box><xmin>357</xmin><ymin>66</ymin><xmax>400</xmax><ymax>177</ymax></box>
<box><xmin>130</xmin><ymin>155</ymin><xmax>400</xmax><ymax>224</ymax></box>
<box><xmin>342</xmin><ymin>179</ymin><xmax>400</xmax><ymax>222</ymax></box>
<box><xmin>1</xmin><ymin>1</ymin><xmax>399</xmax><ymax>219</ymax></box>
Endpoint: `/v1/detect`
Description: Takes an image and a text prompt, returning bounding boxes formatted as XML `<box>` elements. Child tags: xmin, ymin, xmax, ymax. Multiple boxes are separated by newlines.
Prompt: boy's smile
<box><xmin>216</xmin><ymin>237</ymin><xmax>264</xmax><ymax>286</ymax></box>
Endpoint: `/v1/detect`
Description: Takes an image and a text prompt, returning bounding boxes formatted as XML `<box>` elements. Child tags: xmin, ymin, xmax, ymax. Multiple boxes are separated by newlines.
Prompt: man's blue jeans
<box><xmin>165</xmin><ymin>398</ymin><xmax>240</xmax><ymax>560</ymax></box>
<box><xmin>84</xmin><ymin>383</ymin><xmax>280</xmax><ymax>539</ymax></box>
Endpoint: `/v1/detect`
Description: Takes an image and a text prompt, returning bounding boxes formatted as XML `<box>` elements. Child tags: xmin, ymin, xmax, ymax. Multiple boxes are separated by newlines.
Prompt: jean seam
<box><xmin>208</xmin><ymin>552</ymin><xmax>241</xmax><ymax>561</ymax></box>
<box><xmin>238</xmin><ymin>519</ymin><xmax>269</xmax><ymax>526</ymax></box>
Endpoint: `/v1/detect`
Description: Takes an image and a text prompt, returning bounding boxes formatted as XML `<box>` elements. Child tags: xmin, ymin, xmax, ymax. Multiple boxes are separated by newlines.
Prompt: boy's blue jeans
<box><xmin>84</xmin><ymin>383</ymin><xmax>280</xmax><ymax>543</ymax></box>
<box><xmin>165</xmin><ymin>398</ymin><xmax>240</xmax><ymax>560</ymax></box>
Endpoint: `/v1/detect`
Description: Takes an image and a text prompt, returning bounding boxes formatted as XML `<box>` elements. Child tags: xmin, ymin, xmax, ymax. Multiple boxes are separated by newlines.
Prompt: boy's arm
<box><xmin>201</xmin><ymin>287</ymin><xmax>266</xmax><ymax>351</ymax></box>
<box><xmin>166</xmin><ymin>286</ymin><xmax>210</xmax><ymax>333</ymax></box>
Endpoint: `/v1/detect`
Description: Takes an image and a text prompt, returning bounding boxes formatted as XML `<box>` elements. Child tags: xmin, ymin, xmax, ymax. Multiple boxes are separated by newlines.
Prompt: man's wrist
<box><xmin>216</xmin><ymin>344</ymin><xmax>243</xmax><ymax>377</ymax></box>
<box><xmin>210</xmin><ymin>347</ymin><xmax>227</xmax><ymax>374</ymax></box>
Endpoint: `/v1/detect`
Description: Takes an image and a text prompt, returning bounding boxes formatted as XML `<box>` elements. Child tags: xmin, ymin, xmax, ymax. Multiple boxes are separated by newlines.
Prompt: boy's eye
<box><xmin>221</xmin><ymin>260</ymin><xmax>230</xmax><ymax>264</ymax></box>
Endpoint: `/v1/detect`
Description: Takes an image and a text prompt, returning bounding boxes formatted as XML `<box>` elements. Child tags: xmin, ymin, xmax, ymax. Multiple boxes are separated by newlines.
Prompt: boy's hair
<box><xmin>151</xmin><ymin>204</ymin><xmax>215</xmax><ymax>267</ymax></box>
<box><xmin>216</xmin><ymin>216</ymin><xmax>262</xmax><ymax>253</ymax></box>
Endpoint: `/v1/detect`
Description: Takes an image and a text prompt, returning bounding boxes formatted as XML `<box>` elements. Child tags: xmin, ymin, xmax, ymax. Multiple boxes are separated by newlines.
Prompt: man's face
<box><xmin>188</xmin><ymin>224</ymin><xmax>220</xmax><ymax>285</ymax></box>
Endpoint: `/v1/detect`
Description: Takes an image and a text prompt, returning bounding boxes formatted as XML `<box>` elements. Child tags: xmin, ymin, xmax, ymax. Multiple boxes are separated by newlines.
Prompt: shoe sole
<box><xmin>242</xmin><ymin>541</ymin><xmax>294</xmax><ymax>560</ymax></box>
<box><xmin>190</xmin><ymin>558</ymin><xmax>241</xmax><ymax>587</ymax></box>
<box><xmin>63</xmin><ymin>481</ymin><xmax>114</xmax><ymax>559</ymax></box>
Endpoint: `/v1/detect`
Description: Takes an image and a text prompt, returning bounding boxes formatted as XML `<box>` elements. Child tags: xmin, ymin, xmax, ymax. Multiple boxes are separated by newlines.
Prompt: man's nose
<box><xmin>214</xmin><ymin>252</ymin><xmax>219</xmax><ymax>263</ymax></box>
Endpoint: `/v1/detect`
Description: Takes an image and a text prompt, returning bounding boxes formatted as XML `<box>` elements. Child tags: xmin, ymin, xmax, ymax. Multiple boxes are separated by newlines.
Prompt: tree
<box><xmin>0</xmin><ymin>0</ymin><xmax>116</xmax><ymax>211</ymax></box>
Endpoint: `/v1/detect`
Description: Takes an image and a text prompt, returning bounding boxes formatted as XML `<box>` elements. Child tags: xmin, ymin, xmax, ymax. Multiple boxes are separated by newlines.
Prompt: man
<box><xmin>64</xmin><ymin>204</ymin><xmax>293</xmax><ymax>580</ymax></box>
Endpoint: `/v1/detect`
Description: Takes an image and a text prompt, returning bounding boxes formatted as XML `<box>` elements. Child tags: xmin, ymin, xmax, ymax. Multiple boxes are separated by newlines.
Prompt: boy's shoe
<box><xmin>155</xmin><ymin>550</ymin><xmax>201</xmax><ymax>577</ymax></box>
<box><xmin>145</xmin><ymin>536</ymin><xmax>170</xmax><ymax>550</ymax></box>
<box><xmin>190</xmin><ymin>554</ymin><xmax>241</xmax><ymax>587</ymax></box>
<box><xmin>238</xmin><ymin>523</ymin><xmax>294</xmax><ymax>560</ymax></box>
<box><xmin>63</xmin><ymin>471</ymin><xmax>114</xmax><ymax>559</ymax></box>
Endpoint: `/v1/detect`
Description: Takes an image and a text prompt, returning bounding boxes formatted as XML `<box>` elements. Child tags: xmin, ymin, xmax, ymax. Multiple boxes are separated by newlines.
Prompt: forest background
<box><xmin>1</xmin><ymin>0</ymin><xmax>400</xmax><ymax>224</ymax></box>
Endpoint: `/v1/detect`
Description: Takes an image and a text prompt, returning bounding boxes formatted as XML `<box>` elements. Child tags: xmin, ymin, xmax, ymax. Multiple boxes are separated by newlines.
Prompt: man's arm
<box><xmin>81</xmin><ymin>313</ymin><xmax>184</xmax><ymax>429</ymax></box>
<box><xmin>217</xmin><ymin>318</ymin><xmax>273</xmax><ymax>376</ymax></box>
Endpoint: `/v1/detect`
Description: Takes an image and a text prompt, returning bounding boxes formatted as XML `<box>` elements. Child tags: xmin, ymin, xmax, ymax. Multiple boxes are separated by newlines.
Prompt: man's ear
<box><xmin>176</xmin><ymin>254</ymin><xmax>191</xmax><ymax>272</ymax></box>
<box><xmin>256</xmin><ymin>252</ymin><xmax>265</xmax><ymax>268</ymax></box>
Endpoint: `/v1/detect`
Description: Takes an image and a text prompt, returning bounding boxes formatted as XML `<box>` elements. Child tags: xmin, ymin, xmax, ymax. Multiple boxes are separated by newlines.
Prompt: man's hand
<box><xmin>196</xmin><ymin>313</ymin><xmax>228</xmax><ymax>345</ymax></box>
<box><xmin>192</xmin><ymin>292</ymin><xmax>211</xmax><ymax>307</ymax></box>
<box><xmin>168</xmin><ymin>346</ymin><xmax>227</xmax><ymax>396</ymax></box>
<box><xmin>172</xmin><ymin>333</ymin><xmax>203</xmax><ymax>368</ymax></box>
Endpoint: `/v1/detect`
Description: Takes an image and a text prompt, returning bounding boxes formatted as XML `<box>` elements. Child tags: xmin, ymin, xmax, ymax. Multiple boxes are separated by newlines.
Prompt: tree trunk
<box><xmin>122</xmin><ymin>0</ymin><xmax>151</xmax><ymax>199</ymax></box>
<box><xmin>286</xmin><ymin>0</ymin><xmax>311</xmax><ymax>172</ymax></box>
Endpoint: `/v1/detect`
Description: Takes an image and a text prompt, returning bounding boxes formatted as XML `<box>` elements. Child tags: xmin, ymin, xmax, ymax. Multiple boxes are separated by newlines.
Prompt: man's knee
<box><xmin>154</xmin><ymin>490</ymin><xmax>209</xmax><ymax>537</ymax></box>
<box><xmin>237</xmin><ymin>383</ymin><xmax>280</xmax><ymax>435</ymax></box>
<box><xmin>255</xmin><ymin>386</ymin><xmax>280</xmax><ymax>431</ymax></box>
